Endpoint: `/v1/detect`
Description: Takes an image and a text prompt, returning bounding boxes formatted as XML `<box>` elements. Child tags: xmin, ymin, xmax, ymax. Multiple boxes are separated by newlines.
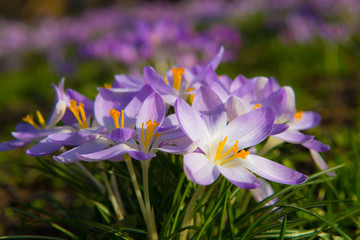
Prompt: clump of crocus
<box><xmin>0</xmin><ymin>47</ymin><xmax>331</xmax><ymax>239</ymax></box>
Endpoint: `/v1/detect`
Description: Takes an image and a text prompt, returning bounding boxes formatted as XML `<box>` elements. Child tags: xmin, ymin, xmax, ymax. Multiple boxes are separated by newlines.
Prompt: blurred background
<box><xmin>0</xmin><ymin>0</ymin><xmax>360</xmax><ymax>237</ymax></box>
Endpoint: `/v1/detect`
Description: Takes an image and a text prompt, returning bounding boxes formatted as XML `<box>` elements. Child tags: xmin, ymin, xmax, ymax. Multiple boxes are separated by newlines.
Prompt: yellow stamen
<box><xmin>154</xmin><ymin>132</ymin><xmax>162</xmax><ymax>138</ymax></box>
<box><xmin>121</xmin><ymin>110</ymin><xmax>124</xmax><ymax>128</ymax></box>
<box><xmin>69</xmin><ymin>99</ymin><xmax>88</xmax><ymax>128</ymax></box>
<box><xmin>110</xmin><ymin>109</ymin><xmax>121</xmax><ymax>129</ymax></box>
<box><xmin>171</xmin><ymin>67</ymin><xmax>185</xmax><ymax>91</ymax></box>
<box><xmin>215</xmin><ymin>136</ymin><xmax>249</xmax><ymax>165</ymax></box>
<box><xmin>141</xmin><ymin>119</ymin><xmax>160</xmax><ymax>152</ymax></box>
<box><xmin>253</xmin><ymin>103</ymin><xmax>262</xmax><ymax>110</ymax></box>
<box><xmin>164</xmin><ymin>75</ymin><xmax>169</xmax><ymax>85</ymax></box>
<box><xmin>36</xmin><ymin>110</ymin><xmax>46</xmax><ymax>129</ymax></box>
<box><xmin>186</xmin><ymin>87</ymin><xmax>195</xmax><ymax>105</ymax></box>
<box><xmin>294</xmin><ymin>110</ymin><xmax>303</xmax><ymax>124</ymax></box>
<box><xmin>104</xmin><ymin>83</ymin><xmax>112</xmax><ymax>89</ymax></box>
<box><xmin>22</xmin><ymin>113</ymin><xmax>40</xmax><ymax>130</ymax></box>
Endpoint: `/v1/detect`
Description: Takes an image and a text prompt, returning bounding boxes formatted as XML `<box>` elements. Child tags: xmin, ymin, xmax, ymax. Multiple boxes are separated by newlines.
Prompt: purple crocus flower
<box><xmin>175</xmin><ymin>86</ymin><xmax>307</xmax><ymax>189</ymax></box>
<box><xmin>0</xmin><ymin>80</ymin><xmax>69</xmax><ymax>156</ymax></box>
<box><xmin>79</xmin><ymin>92</ymin><xmax>191</xmax><ymax>162</ymax></box>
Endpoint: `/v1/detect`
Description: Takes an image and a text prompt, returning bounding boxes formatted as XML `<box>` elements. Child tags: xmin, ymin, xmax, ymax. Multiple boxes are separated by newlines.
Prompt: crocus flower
<box><xmin>78</xmin><ymin>92</ymin><xmax>190</xmax><ymax>162</ymax></box>
<box><xmin>1</xmin><ymin>80</ymin><xmax>69</xmax><ymax>156</ymax></box>
<box><xmin>175</xmin><ymin>86</ymin><xmax>307</xmax><ymax>189</ymax></box>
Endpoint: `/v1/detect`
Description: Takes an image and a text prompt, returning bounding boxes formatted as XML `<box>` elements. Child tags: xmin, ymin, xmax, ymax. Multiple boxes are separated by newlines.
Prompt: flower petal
<box><xmin>277</xmin><ymin>86</ymin><xmax>296</xmax><ymax>123</ymax></box>
<box><xmin>143</xmin><ymin>66</ymin><xmax>176</xmax><ymax>95</ymax></box>
<box><xmin>183</xmin><ymin>152</ymin><xmax>220</xmax><ymax>185</ymax></box>
<box><xmin>53</xmin><ymin>138</ymin><xmax>111</xmax><ymax>164</ymax></box>
<box><xmin>175</xmin><ymin>98</ymin><xmax>211</xmax><ymax>153</ymax></box>
<box><xmin>78</xmin><ymin>143</ymin><xmax>136</xmax><ymax>161</ymax></box>
<box><xmin>270</xmin><ymin>124</ymin><xmax>289</xmax><ymax>135</ymax></box>
<box><xmin>217</xmin><ymin>164</ymin><xmax>261</xmax><ymax>189</ymax></box>
<box><xmin>243</xmin><ymin>154</ymin><xmax>308</xmax><ymax>185</ymax></box>
<box><xmin>107</xmin><ymin>128</ymin><xmax>136</xmax><ymax>143</ymax></box>
<box><xmin>26</xmin><ymin>137</ymin><xmax>62</xmax><ymax>156</ymax></box>
<box><xmin>47</xmin><ymin>100</ymin><xmax>67</xmax><ymax>128</ymax></box>
<box><xmin>292</xmin><ymin>111</ymin><xmax>321</xmax><ymax>130</ymax></box>
<box><xmin>136</xmin><ymin>92</ymin><xmax>165</xmax><ymax>129</ymax></box>
<box><xmin>226</xmin><ymin>96</ymin><xmax>247</xmax><ymax>121</ymax></box>
<box><xmin>309</xmin><ymin>150</ymin><xmax>335</xmax><ymax>177</ymax></box>
<box><xmin>302</xmin><ymin>139</ymin><xmax>330</xmax><ymax>152</ymax></box>
<box><xmin>225</xmin><ymin>107</ymin><xmax>275</xmax><ymax>149</ymax></box>
<box><xmin>274</xmin><ymin>130</ymin><xmax>314</xmax><ymax>144</ymax></box>
<box><xmin>192</xmin><ymin>86</ymin><xmax>227</xmax><ymax>136</ymax></box>
<box><xmin>250</xmin><ymin>178</ymin><xmax>278</xmax><ymax>205</ymax></box>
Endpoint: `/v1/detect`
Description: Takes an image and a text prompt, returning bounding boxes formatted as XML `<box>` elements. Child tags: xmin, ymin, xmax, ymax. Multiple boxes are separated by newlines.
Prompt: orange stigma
<box><xmin>171</xmin><ymin>67</ymin><xmax>185</xmax><ymax>91</ymax></box>
<box><xmin>22</xmin><ymin>110</ymin><xmax>46</xmax><ymax>130</ymax></box>
<box><xmin>110</xmin><ymin>109</ymin><xmax>124</xmax><ymax>129</ymax></box>
<box><xmin>215</xmin><ymin>136</ymin><xmax>249</xmax><ymax>165</ymax></box>
<box><xmin>69</xmin><ymin>99</ymin><xmax>88</xmax><ymax>129</ymax></box>
<box><xmin>253</xmin><ymin>104</ymin><xmax>262</xmax><ymax>110</ymax></box>
<box><xmin>141</xmin><ymin>119</ymin><xmax>160</xmax><ymax>152</ymax></box>
<box><xmin>104</xmin><ymin>83</ymin><xmax>112</xmax><ymax>89</ymax></box>
<box><xmin>294</xmin><ymin>110</ymin><xmax>303</xmax><ymax>124</ymax></box>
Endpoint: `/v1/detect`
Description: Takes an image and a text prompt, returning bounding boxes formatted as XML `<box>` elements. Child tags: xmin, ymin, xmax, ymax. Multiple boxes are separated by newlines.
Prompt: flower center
<box><xmin>104</xmin><ymin>83</ymin><xmax>112</xmax><ymax>89</ymax></box>
<box><xmin>215</xmin><ymin>136</ymin><xmax>249</xmax><ymax>165</ymax></box>
<box><xmin>69</xmin><ymin>99</ymin><xmax>88</xmax><ymax>129</ymax></box>
<box><xmin>253</xmin><ymin>103</ymin><xmax>262</xmax><ymax>110</ymax></box>
<box><xmin>110</xmin><ymin>109</ymin><xmax>124</xmax><ymax>129</ymax></box>
<box><xmin>186</xmin><ymin>87</ymin><xmax>195</xmax><ymax>105</ymax></box>
<box><xmin>22</xmin><ymin>110</ymin><xmax>46</xmax><ymax>130</ymax></box>
<box><xmin>294</xmin><ymin>110</ymin><xmax>303</xmax><ymax>124</ymax></box>
<box><xmin>141</xmin><ymin>119</ymin><xmax>160</xmax><ymax>152</ymax></box>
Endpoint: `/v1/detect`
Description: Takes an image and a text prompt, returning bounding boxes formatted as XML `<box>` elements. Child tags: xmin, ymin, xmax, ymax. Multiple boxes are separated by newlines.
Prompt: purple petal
<box><xmin>129</xmin><ymin>151</ymin><xmax>156</xmax><ymax>161</ymax></box>
<box><xmin>274</xmin><ymin>130</ymin><xmax>314</xmax><ymax>144</ymax></box>
<box><xmin>123</xmin><ymin>85</ymin><xmax>154</xmax><ymax>128</ymax></box>
<box><xmin>292</xmin><ymin>111</ymin><xmax>321</xmax><ymax>130</ymax></box>
<box><xmin>225</xmin><ymin>107</ymin><xmax>275</xmax><ymax>149</ymax></box>
<box><xmin>78</xmin><ymin>143</ymin><xmax>136</xmax><ymax>161</ymax></box>
<box><xmin>49</xmin><ymin>132</ymin><xmax>87</xmax><ymax>146</ymax></box>
<box><xmin>175</xmin><ymin>98</ymin><xmax>211</xmax><ymax>153</ymax></box>
<box><xmin>1</xmin><ymin>139</ymin><xmax>31</xmax><ymax>150</ymax></box>
<box><xmin>107</xmin><ymin>128</ymin><xmax>136</xmax><ymax>143</ymax></box>
<box><xmin>53</xmin><ymin>139</ymin><xmax>111</xmax><ymax>164</ymax></box>
<box><xmin>309</xmin><ymin>150</ymin><xmax>335</xmax><ymax>177</ymax></box>
<box><xmin>136</xmin><ymin>93</ymin><xmax>165</xmax><ymax>136</ymax></box>
<box><xmin>94</xmin><ymin>87</ymin><xmax>137</xmax><ymax>129</ymax></box>
<box><xmin>206</xmin><ymin>46</ymin><xmax>224</xmax><ymax>70</ymax></box>
<box><xmin>243</xmin><ymin>155</ymin><xmax>308</xmax><ymax>185</ymax></box>
<box><xmin>226</xmin><ymin>96</ymin><xmax>247</xmax><ymax>121</ymax></box>
<box><xmin>192</xmin><ymin>86</ymin><xmax>227</xmax><ymax>136</ymax></box>
<box><xmin>302</xmin><ymin>139</ymin><xmax>330</xmax><ymax>152</ymax></box>
<box><xmin>260</xmin><ymin>88</ymin><xmax>287</xmax><ymax>118</ymax></box>
<box><xmin>217</xmin><ymin>164</ymin><xmax>261</xmax><ymax>189</ymax></box>
<box><xmin>278</xmin><ymin>87</ymin><xmax>296</xmax><ymax>123</ymax></box>
<box><xmin>143</xmin><ymin>66</ymin><xmax>176</xmax><ymax>95</ymax></box>
<box><xmin>156</xmin><ymin>140</ymin><xmax>199</xmax><ymax>154</ymax></box>
<box><xmin>26</xmin><ymin>137</ymin><xmax>62</xmax><ymax>156</ymax></box>
<box><xmin>250</xmin><ymin>178</ymin><xmax>278</xmax><ymax>205</ymax></box>
<box><xmin>183</xmin><ymin>152</ymin><xmax>220</xmax><ymax>185</ymax></box>
<box><xmin>47</xmin><ymin>100</ymin><xmax>67</xmax><ymax>128</ymax></box>
<box><xmin>270</xmin><ymin>124</ymin><xmax>289</xmax><ymax>135</ymax></box>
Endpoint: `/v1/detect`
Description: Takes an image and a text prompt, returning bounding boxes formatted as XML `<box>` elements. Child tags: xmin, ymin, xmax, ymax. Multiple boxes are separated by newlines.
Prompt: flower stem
<box><xmin>124</xmin><ymin>155</ymin><xmax>150</xmax><ymax>233</ymax></box>
<box><xmin>180</xmin><ymin>185</ymin><xmax>205</xmax><ymax>240</ymax></box>
<box><xmin>75</xmin><ymin>162</ymin><xmax>105</xmax><ymax>194</ymax></box>
<box><xmin>101</xmin><ymin>171</ymin><xmax>125</xmax><ymax>221</ymax></box>
<box><xmin>141</xmin><ymin>159</ymin><xmax>158</xmax><ymax>240</ymax></box>
<box><xmin>258</xmin><ymin>136</ymin><xmax>284</xmax><ymax>156</ymax></box>
<box><xmin>111</xmin><ymin>168</ymin><xmax>126</xmax><ymax>216</ymax></box>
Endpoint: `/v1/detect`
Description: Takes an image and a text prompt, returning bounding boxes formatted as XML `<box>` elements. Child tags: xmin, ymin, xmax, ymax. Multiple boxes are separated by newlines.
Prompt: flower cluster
<box><xmin>0</xmin><ymin>46</ymin><xmax>333</xmax><ymax>238</ymax></box>
<box><xmin>1</xmin><ymin>47</ymin><xmax>330</xmax><ymax>189</ymax></box>
<box><xmin>0</xmin><ymin>3</ymin><xmax>240</xmax><ymax>73</ymax></box>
